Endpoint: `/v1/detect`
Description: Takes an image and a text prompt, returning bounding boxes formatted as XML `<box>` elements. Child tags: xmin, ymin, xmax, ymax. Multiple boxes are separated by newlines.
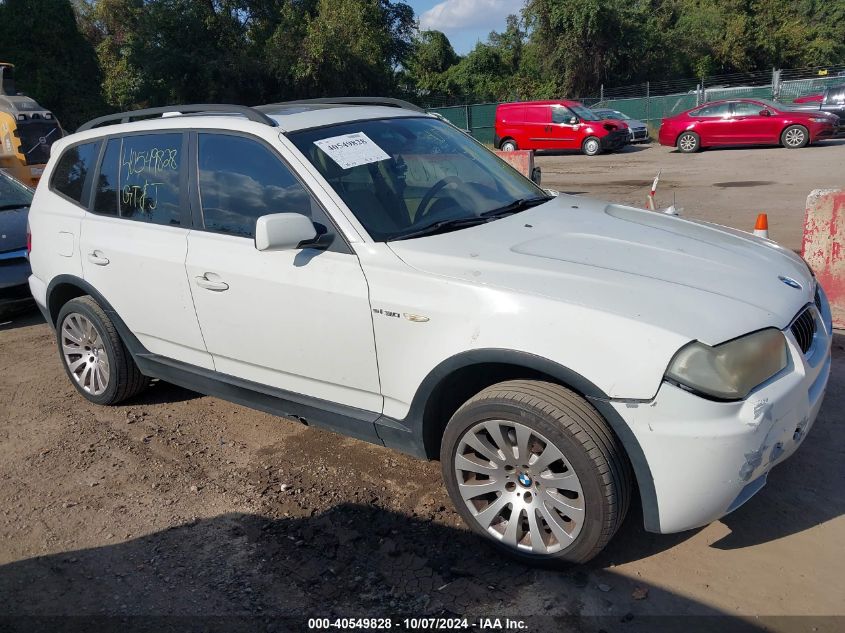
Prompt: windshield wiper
<box><xmin>480</xmin><ymin>196</ymin><xmax>552</xmax><ymax>219</ymax></box>
<box><xmin>389</xmin><ymin>216</ymin><xmax>490</xmax><ymax>241</ymax></box>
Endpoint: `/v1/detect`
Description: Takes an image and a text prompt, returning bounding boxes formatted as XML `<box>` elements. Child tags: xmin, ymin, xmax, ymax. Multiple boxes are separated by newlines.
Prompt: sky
<box><xmin>408</xmin><ymin>0</ymin><xmax>527</xmax><ymax>55</ymax></box>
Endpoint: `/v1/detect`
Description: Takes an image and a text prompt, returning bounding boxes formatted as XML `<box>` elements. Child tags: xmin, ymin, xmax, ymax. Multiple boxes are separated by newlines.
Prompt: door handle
<box><xmin>87</xmin><ymin>251</ymin><xmax>110</xmax><ymax>266</ymax></box>
<box><xmin>195</xmin><ymin>273</ymin><xmax>229</xmax><ymax>292</ymax></box>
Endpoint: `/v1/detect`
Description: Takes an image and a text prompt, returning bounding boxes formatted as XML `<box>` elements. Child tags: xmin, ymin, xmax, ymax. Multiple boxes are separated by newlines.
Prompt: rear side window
<box><xmin>197</xmin><ymin>133</ymin><xmax>312</xmax><ymax>238</ymax></box>
<box><xmin>51</xmin><ymin>142</ymin><xmax>98</xmax><ymax>204</ymax></box>
<box><xmin>92</xmin><ymin>133</ymin><xmax>183</xmax><ymax>225</ymax></box>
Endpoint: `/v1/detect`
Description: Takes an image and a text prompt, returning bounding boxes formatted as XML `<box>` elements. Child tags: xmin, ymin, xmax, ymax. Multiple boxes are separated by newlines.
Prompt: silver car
<box><xmin>0</xmin><ymin>169</ymin><xmax>33</xmax><ymax>317</ymax></box>
<box><xmin>592</xmin><ymin>108</ymin><xmax>650</xmax><ymax>143</ymax></box>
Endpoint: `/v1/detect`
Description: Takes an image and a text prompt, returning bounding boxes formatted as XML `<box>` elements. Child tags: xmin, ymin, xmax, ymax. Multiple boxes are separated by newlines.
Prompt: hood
<box><xmin>0</xmin><ymin>205</ymin><xmax>29</xmax><ymax>251</ymax></box>
<box><xmin>782</xmin><ymin>104</ymin><xmax>833</xmax><ymax>116</ymax></box>
<box><xmin>388</xmin><ymin>195</ymin><xmax>814</xmax><ymax>345</ymax></box>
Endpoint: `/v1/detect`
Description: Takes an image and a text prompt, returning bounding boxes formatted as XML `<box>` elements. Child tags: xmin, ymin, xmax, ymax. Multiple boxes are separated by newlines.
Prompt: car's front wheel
<box><xmin>582</xmin><ymin>137</ymin><xmax>601</xmax><ymax>156</ymax></box>
<box><xmin>781</xmin><ymin>125</ymin><xmax>809</xmax><ymax>149</ymax></box>
<box><xmin>500</xmin><ymin>139</ymin><xmax>518</xmax><ymax>151</ymax></box>
<box><xmin>56</xmin><ymin>296</ymin><xmax>149</xmax><ymax>405</ymax></box>
<box><xmin>441</xmin><ymin>380</ymin><xmax>631</xmax><ymax>565</ymax></box>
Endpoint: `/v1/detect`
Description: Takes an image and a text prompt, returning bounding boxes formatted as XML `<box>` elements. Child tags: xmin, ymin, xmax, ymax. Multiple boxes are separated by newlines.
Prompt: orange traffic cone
<box><xmin>753</xmin><ymin>213</ymin><xmax>769</xmax><ymax>239</ymax></box>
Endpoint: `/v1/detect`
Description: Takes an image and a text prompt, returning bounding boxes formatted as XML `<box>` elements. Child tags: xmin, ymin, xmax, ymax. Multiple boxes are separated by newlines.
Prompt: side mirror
<box><xmin>759</xmin><ymin>109</ymin><xmax>771</xmax><ymax>117</ymax></box>
<box><xmin>568</xmin><ymin>116</ymin><xmax>579</xmax><ymax>125</ymax></box>
<box><xmin>255</xmin><ymin>213</ymin><xmax>318</xmax><ymax>251</ymax></box>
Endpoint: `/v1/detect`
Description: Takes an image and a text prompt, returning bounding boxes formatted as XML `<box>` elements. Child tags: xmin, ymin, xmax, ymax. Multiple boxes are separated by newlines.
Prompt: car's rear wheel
<box><xmin>582</xmin><ymin>137</ymin><xmax>601</xmax><ymax>156</ymax></box>
<box><xmin>781</xmin><ymin>125</ymin><xmax>809</xmax><ymax>149</ymax></box>
<box><xmin>677</xmin><ymin>131</ymin><xmax>700</xmax><ymax>153</ymax></box>
<box><xmin>441</xmin><ymin>380</ymin><xmax>631</xmax><ymax>565</ymax></box>
<box><xmin>500</xmin><ymin>139</ymin><xmax>517</xmax><ymax>151</ymax></box>
<box><xmin>56</xmin><ymin>296</ymin><xmax>149</xmax><ymax>405</ymax></box>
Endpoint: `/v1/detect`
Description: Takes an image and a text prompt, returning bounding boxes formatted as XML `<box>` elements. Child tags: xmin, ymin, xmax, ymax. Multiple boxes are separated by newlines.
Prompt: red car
<box><xmin>495</xmin><ymin>100</ymin><xmax>629</xmax><ymax>155</ymax></box>
<box><xmin>657</xmin><ymin>98</ymin><xmax>839</xmax><ymax>153</ymax></box>
<box><xmin>793</xmin><ymin>93</ymin><xmax>823</xmax><ymax>103</ymax></box>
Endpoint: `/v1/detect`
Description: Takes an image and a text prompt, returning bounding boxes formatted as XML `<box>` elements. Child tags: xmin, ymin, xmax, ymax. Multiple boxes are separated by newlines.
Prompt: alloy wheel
<box><xmin>679</xmin><ymin>134</ymin><xmax>697</xmax><ymax>151</ymax></box>
<box><xmin>61</xmin><ymin>312</ymin><xmax>110</xmax><ymax>396</ymax></box>
<box><xmin>584</xmin><ymin>139</ymin><xmax>599</xmax><ymax>155</ymax></box>
<box><xmin>784</xmin><ymin>128</ymin><xmax>805</xmax><ymax>147</ymax></box>
<box><xmin>454</xmin><ymin>419</ymin><xmax>585</xmax><ymax>554</ymax></box>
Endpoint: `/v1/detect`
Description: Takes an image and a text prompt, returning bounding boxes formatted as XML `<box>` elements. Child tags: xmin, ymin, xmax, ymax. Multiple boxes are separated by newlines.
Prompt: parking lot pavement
<box><xmin>537</xmin><ymin>139</ymin><xmax>845</xmax><ymax>252</ymax></box>
<box><xmin>1</xmin><ymin>307</ymin><xmax>843</xmax><ymax>629</ymax></box>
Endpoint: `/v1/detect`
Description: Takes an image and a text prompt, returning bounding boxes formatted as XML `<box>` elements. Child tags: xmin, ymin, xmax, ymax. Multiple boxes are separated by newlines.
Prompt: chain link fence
<box><xmin>423</xmin><ymin>65</ymin><xmax>845</xmax><ymax>144</ymax></box>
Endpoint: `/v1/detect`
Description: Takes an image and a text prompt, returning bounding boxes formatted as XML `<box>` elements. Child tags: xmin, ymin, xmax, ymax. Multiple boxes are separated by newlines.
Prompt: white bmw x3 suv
<box><xmin>27</xmin><ymin>99</ymin><xmax>832</xmax><ymax>564</ymax></box>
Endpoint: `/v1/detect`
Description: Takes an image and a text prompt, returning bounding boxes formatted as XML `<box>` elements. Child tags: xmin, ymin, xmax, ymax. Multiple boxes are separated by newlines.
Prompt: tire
<box><xmin>56</xmin><ymin>296</ymin><xmax>149</xmax><ymax>405</ymax></box>
<box><xmin>582</xmin><ymin>137</ymin><xmax>601</xmax><ymax>156</ymax></box>
<box><xmin>441</xmin><ymin>380</ymin><xmax>632</xmax><ymax>565</ymax></box>
<box><xmin>500</xmin><ymin>139</ymin><xmax>517</xmax><ymax>152</ymax></box>
<box><xmin>781</xmin><ymin>125</ymin><xmax>809</xmax><ymax>149</ymax></box>
<box><xmin>676</xmin><ymin>131</ymin><xmax>700</xmax><ymax>153</ymax></box>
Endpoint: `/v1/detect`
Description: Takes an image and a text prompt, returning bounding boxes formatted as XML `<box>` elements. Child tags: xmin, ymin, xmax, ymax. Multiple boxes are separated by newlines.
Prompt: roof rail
<box><xmin>267</xmin><ymin>97</ymin><xmax>426</xmax><ymax>113</ymax></box>
<box><xmin>76</xmin><ymin>104</ymin><xmax>277</xmax><ymax>133</ymax></box>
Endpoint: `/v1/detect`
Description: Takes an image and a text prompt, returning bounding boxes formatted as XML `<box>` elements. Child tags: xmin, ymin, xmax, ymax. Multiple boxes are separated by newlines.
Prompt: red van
<box><xmin>494</xmin><ymin>100</ymin><xmax>629</xmax><ymax>155</ymax></box>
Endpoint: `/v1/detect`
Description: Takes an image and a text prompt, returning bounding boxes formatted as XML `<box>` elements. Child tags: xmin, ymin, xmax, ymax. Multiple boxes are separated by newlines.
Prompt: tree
<box><xmin>0</xmin><ymin>0</ymin><xmax>104</xmax><ymax>129</ymax></box>
<box><xmin>294</xmin><ymin>0</ymin><xmax>415</xmax><ymax>96</ymax></box>
<box><xmin>406</xmin><ymin>30</ymin><xmax>459</xmax><ymax>94</ymax></box>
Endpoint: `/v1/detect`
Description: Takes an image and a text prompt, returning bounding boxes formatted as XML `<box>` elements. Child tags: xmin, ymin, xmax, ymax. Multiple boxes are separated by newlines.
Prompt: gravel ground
<box><xmin>2</xmin><ymin>142</ymin><xmax>844</xmax><ymax>632</ymax></box>
<box><xmin>537</xmin><ymin>138</ymin><xmax>845</xmax><ymax>251</ymax></box>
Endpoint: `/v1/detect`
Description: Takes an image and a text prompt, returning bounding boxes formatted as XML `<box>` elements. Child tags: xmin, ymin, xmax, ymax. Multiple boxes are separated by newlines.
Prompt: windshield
<box><xmin>569</xmin><ymin>105</ymin><xmax>600</xmax><ymax>121</ymax></box>
<box><xmin>288</xmin><ymin>117</ymin><xmax>548</xmax><ymax>241</ymax></box>
<box><xmin>601</xmin><ymin>110</ymin><xmax>630</xmax><ymax>120</ymax></box>
<box><xmin>0</xmin><ymin>169</ymin><xmax>33</xmax><ymax>209</ymax></box>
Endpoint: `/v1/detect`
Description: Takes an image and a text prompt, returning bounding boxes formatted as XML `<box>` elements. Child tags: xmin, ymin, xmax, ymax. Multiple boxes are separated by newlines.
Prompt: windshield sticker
<box><xmin>314</xmin><ymin>132</ymin><xmax>390</xmax><ymax>170</ymax></box>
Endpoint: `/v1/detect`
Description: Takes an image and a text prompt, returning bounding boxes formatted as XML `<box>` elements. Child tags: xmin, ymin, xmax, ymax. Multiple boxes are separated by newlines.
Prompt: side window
<box><xmin>551</xmin><ymin>106</ymin><xmax>574</xmax><ymax>123</ymax></box>
<box><xmin>732</xmin><ymin>101</ymin><xmax>763</xmax><ymax>116</ymax></box>
<box><xmin>827</xmin><ymin>87</ymin><xmax>845</xmax><ymax>104</ymax></box>
<box><xmin>197</xmin><ymin>134</ymin><xmax>314</xmax><ymax>238</ymax></box>
<box><xmin>118</xmin><ymin>134</ymin><xmax>183</xmax><ymax>225</ymax></box>
<box><xmin>692</xmin><ymin>103</ymin><xmax>731</xmax><ymax>118</ymax></box>
<box><xmin>51</xmin><ymin>141</ymin><xmax>98</xmax><ymax>204</ymax></box>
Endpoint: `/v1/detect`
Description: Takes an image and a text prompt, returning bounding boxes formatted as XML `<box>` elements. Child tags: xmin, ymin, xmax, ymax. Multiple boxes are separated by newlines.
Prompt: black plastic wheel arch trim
<box><xmin>391</xmin><ymin>348</ymin><xmax>661</xmax><ymax>532</ymax></box>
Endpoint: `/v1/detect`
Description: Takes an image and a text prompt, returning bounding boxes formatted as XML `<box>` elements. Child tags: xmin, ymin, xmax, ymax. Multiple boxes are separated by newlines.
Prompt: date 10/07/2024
<box><xmin>120</xmin><ymin>145</ymin><xmax>178</xmax><ymax>213</ymax></box>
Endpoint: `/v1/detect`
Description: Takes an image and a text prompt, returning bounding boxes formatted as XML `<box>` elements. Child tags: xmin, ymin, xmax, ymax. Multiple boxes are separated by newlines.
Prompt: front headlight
<box><xmin>810</xmin><ymin>117</ymin><xmax>832</xmax><ymax>123</ymax></box>
<box><xmin>665</xmin><ymin>329</ymin><xmax>788</xmax><ymax>400</ymax></box>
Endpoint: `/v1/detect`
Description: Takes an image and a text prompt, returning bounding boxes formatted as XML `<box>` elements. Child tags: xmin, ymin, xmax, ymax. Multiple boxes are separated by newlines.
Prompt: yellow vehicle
<box><xmin>0</xmin><ymin>63</ymin><xmax>63</xmax><ymax>186</ymax></box>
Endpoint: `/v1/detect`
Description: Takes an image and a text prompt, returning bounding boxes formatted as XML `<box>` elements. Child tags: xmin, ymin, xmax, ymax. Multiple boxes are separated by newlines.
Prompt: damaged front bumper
<box><xmin>611</xmin><ymin>299</ymin><xmax>832</xmax><ymax>534</ymax></box>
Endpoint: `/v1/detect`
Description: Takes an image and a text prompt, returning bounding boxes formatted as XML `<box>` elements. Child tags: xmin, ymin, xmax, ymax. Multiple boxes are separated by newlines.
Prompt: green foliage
<box><xmin>0</xmin><ymin>0</ymin><xmax>105</xmax><ymax>129</ymax></box>
<box><xmin>412</xmin><ymin>0</ymin><xmax>845</xmax><ymax>102</ymax></box>
<box><xmin>0</xmin><ymin>0</ymin><xmax>843</xmax><ymax>126</ymax></box>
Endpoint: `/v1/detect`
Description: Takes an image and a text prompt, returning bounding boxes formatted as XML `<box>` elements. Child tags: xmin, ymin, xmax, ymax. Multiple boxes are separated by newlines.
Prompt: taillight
<box><xmin>26</xmin><ymin>222</ymin><xmax>32</xmax><ymax>255</ymax></box>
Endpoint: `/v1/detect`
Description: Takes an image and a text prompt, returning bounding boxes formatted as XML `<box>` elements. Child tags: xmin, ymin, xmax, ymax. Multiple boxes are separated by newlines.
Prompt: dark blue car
<box><xmin>0</xmin><ymin>169</ymin><xmax>33</xmax><ymax>317</ymax></box>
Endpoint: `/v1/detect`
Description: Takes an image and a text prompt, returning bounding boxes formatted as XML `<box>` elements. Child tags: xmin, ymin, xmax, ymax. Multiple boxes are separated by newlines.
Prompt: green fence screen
<box><xmin>427</xmin><ymin>69</ymin><xmax>845</xmax><ymax>145</ymax></box>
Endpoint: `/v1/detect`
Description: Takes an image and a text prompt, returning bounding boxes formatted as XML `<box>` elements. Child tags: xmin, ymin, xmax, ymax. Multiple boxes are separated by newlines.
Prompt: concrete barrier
<box><xmin>494</xmin><ymin>150</ymin><xmax>540</xmax><ymax>184</ymax></box>
<box><xmin>802</xmin><ymin>188</ymin><xmax>845</xmax><ymax>329</ymax></box>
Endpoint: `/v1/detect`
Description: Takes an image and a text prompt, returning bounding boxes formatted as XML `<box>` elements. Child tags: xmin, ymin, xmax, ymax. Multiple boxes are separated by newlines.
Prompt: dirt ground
<box><xmin>537</xmin><ymin>138</ymin><xmax>845</xmax><ymax>251</ymax></box>
<box><xmin>2</xmin><ymin>142</ymin><xmax>845</xmax><ymax>632</ymax></box>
